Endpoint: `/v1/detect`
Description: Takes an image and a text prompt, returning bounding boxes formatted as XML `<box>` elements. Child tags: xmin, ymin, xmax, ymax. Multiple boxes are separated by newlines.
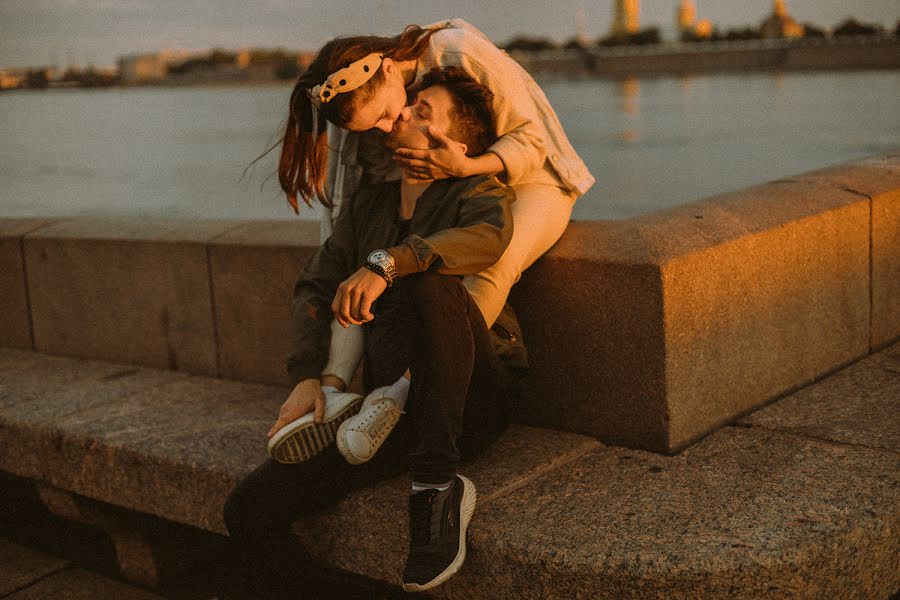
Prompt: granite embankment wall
<box><xmin>520</xmin><ymin>36</ymin><xmax>900</xmax><ymax>76</ymax></box>
<box><xmin>1</xmin><ymin>154</ymin><xmax>897</xmax><ymax>455</ymax></box>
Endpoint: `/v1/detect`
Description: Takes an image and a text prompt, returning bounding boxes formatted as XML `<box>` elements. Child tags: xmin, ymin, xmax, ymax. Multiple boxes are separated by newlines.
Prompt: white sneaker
<box><xmin>336</xmin><ymin>386</ymin><xmax>405</xmax><ymax>465</ymax></box>
<box><xmin>267</xmin><ymin>392</ymin><xmax>363</xmax><ymax>464</ymax></box>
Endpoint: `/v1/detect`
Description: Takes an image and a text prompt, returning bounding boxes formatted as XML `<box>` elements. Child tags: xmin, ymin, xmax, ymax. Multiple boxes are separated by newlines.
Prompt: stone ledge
<box><xmin>1</xmin><ymin>347</ymin><xmax>897</xmax><ymax>598</ymax></box>
<box><xmin>436</xmin><ymin>425</ymin><xmax>899</xmax><ymax>600</ymax></box>
<box><xmin>0</xmin><ymin>348</ymin><xmax>599</xmax><ymax>536</ymax></box>
<box><xmin>0</xmin><ymin>154</ymin><xmax>897</xmax><ymax>454</ymax></box>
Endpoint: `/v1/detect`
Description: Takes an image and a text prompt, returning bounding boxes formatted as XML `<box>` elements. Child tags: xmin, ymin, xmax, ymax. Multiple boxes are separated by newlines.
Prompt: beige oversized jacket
<box><xmin>319</xmin><ymin>18</ymin><xmax>595</xmax><ymax>237</ymax></box>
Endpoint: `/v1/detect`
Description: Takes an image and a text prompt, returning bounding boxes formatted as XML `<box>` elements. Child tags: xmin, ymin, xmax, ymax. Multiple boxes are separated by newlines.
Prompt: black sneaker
<box><xmin>402</xmin><ymin>475</ymin><xmax>477</xmax><ymax>592</ymax></box>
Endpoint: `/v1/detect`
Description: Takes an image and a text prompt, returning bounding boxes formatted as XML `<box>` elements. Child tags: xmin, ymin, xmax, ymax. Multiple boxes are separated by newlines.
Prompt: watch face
<box><xmin>368</xmin><ymin>250</ymin><xmax>387</xmax><ymax>264</ymax></box>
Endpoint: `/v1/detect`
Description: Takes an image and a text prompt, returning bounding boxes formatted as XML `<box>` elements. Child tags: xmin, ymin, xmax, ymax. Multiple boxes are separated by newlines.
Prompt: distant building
<box><xmin>118</xmin><ymin>53</ymin><xmax>166</xmax><ymax>84</ymax></box>
<box><xmin>610</xmin><ymin>0</ymin><xmax>640</xmax><ymax>36</ymax></box>
<box><xmin>0</xmin><ymin>68</ymin><xmax>27</xmax><ymax>90</ymax></box>
<box><xmin>118</xmin><ymin>49</ymin><xmax>194</xmax><ymax>84</ymax></box>
<box><xmin>759</xmin><ymin>0</ymin><xmax>805</xmax><ymax>39</ymax></box>
<box><xmin>677</xmin><ymin>0</ymin><xmax>696</xmax><ymax>34</ymax></box>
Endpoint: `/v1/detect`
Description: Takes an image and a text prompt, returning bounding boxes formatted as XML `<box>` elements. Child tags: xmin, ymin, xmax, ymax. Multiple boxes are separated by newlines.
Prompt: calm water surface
<box><xmin>1</xmin><ymin>71</ymin><xmax>897</xmax><ymax>222</ymax></box>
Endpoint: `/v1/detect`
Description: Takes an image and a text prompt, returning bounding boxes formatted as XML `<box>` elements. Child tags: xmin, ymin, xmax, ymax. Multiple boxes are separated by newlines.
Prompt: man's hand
<box><xmin>266</xmin><ymin>378</ymin><xmax>325</xmax><ymax>438</ymax></box>
<box><xmin>393</xmin><ymin>126</ymin><xmax>471</xmax><ymax>181</ymax></box>
<box><xmin>332</xmin><ymin>267</ymin><xmax>388</xmax><ymax>328</ymax></box>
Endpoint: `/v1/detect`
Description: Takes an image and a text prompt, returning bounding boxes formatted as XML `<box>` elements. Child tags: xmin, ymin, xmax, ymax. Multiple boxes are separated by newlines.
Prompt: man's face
<box><xmin>386</xmin><ymin>85</ymin><xmax>456</xmax><ymax>151</ymax></box>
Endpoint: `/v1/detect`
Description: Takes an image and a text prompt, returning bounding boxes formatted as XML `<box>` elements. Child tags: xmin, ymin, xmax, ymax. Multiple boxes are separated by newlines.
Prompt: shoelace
<box><xmin>409</xmin><ymin>488</ymin><xmax>441</xmax><ymax>547</ymax></box>
<box><xmin>353</xmin><ymin>400</ymin><xmax>402</xmax><ymax>444</ymax></box>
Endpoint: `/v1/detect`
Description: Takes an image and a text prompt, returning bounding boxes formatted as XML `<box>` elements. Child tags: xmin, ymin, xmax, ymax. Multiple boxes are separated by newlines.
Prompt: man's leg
<box><xmin>391</xmin><ymin>272</ymin><xmax>515</xmax><ymax>591</ymax></box>
<box><xmin>223</xmin><ymin>419</ymin><xmax>411</xmax><ymax>599</ymax></box>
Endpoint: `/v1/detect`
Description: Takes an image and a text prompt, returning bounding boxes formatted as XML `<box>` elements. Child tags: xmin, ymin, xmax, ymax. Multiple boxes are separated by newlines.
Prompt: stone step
<box><xmin>1</xmin><ymin>346</ymin><xmax>897</xmax><ymax>598</ymax></box>
<box><xmin>0</xmin><ymin>538</ymin><xmax>164</xmax><ymax>600</ymax></box>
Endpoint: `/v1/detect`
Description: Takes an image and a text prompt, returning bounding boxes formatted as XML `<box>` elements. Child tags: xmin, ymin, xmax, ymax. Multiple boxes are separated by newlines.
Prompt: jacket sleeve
<box><xmin>387</xmin><ymin>177</ymin><xmax>515</xmax><ymax>277</ymax></box>
<box><xmin>285</xmin><ymin>195</ymin><xmax>357</xmax><ymax>387</ymax></box>
<box><xmin>432</xmin><ymin>29</ymin><xmax>548</xmax><ymax>184</ymax></box>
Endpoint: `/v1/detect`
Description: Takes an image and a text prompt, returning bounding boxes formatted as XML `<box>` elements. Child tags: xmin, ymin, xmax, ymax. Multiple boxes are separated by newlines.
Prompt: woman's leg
<box><xmin>463</xmin><ymin>183</ymin><xmax>577</xmax><ymax>327</ymax></box>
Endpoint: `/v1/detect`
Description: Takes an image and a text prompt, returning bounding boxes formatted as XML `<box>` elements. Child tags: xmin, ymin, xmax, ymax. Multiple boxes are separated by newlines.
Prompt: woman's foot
<box><xmin>335</xmin><ymin>386</ymin><xmax>404</xmax><ymax>464</ymax></box>
<box><xmin>266</xmin><ymin>392</ymin><xmax>363</xmax><ymax>463</ymax></box>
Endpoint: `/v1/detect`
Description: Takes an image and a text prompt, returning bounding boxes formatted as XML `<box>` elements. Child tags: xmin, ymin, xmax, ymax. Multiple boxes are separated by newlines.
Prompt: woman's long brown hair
<box><xmin>268</xmin><ymin>25</ymin><xmax>440</xmax><ymax>213</ymax></box>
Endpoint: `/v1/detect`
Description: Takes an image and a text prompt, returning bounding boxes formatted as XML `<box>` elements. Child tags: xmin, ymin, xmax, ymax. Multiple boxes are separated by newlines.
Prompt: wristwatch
<box><xmin>364</xmin><ymin>249</ymin><xmax>397</xmax><ymax>287</ymax></box>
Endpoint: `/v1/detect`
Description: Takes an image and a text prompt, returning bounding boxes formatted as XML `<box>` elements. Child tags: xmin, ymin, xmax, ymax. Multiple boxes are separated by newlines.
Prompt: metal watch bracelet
<box><xmin>363</xmin><ymin>261</ymin><xmax>394</xmax><ymax>287</ymax></box>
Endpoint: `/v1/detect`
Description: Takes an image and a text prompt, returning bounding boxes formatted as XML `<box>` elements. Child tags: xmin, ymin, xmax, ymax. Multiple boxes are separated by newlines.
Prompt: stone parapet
<box><xmin>0</xmin><ymin>154</ymin><xmax>897</xmax><ymax>453</ymax></box>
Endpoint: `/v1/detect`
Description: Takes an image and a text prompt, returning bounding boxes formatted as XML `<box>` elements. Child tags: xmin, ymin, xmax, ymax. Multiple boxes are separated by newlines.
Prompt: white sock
<box><xmin>321</xmin><ymin>385</ymin><xmax>340</xmax><ymax>397</ymax></box>
<box><xmin>383</xmin><ymin>375</ymin><xmax>411</xmax><ymax>411</ymax></box>
<box><xmin>412</xmin><ymin>480</ymin><xmax>452</xmax><ymax>493</ymax></box>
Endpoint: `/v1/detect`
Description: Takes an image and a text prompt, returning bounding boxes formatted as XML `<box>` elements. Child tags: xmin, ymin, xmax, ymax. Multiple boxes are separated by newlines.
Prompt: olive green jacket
<box><xmin>286</xmin><ymin>174</ymin><xmax>529</xmax><ymax>385</ymax></box>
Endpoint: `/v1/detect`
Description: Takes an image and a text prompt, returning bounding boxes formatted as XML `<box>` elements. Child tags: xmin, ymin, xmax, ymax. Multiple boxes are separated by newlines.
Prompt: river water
<box><xmin>1</xmin><ymin>70</ymin><xmax>897</xmax><ymax>222</ymax></box>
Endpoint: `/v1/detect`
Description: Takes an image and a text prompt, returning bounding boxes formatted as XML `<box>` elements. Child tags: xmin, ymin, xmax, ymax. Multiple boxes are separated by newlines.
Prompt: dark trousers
<box><xmin>223</xmin><ymin>273</ymin><xmax>519</xmax><ymax>599</ymax></box>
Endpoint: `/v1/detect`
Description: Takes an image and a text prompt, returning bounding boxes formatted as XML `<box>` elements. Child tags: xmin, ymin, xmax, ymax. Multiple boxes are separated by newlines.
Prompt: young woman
<box><xmin>279</xmin><ymin>18</ymin><xmax>595</xmax><ymax>329</ymax></box>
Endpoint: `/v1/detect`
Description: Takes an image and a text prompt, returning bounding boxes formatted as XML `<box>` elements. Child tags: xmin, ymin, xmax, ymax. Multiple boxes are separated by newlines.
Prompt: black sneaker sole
<box><xmin>268</xmin><ymin>396</ymin><xmax>363</xmax><ymax>463</ymax></box>
<box><xmin>402</xmin><ymin>475</ymin><xmax>477</xmax><ymax>592</ymax></box>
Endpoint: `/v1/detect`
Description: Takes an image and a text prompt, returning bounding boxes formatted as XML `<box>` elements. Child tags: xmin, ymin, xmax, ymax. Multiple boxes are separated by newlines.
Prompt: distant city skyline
<box><xmin>1</xmin><ymin>0</ymin><xmax>896</xmax><ymax>68</ymax></box>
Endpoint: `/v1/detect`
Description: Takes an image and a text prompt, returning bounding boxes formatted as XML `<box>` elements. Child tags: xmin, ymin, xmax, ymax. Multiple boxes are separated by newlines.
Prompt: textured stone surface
<box><xmin>23</xmin><ymin>217</ymin><xmax>240</xmax><ymax>376</ymax></box>
<box><xmin>0</xmin><ymin>219</ymin><xmax>57</xmax><ymax>350</ymax></box>
<box><xmin>297</xmin><ymin>425</ymin><xmax>600</xmax><ymax>586</ymax></box>
<box><xmin>793</xmin><ymin>154</ymin><xmax>900</xmax><ymax>350</ymax></box>
<box><xmin>0</xmin><ymin>538</ymin><xmax>68</xmax><ymax>596</ymax></box>
<box><xmin>6</xmin><ymin>568</ymin><xmax>165</xmax><ymax>600</ymax></box>
<box><xmin>660</xmin><ymin>190</ymin><xmax>870</xmax><ymax>451</ymax></box>
<box><xmin>872</xmin><ymin>183</ymin><xmax>900</xmax><ymax>350</ymax></box>
<box><xmin>517</xmin><ymin>179</ymin><xmax>871</xmax><ymax>453</ymax></box>
<box><xmin>208</xmin><ymin>220</ymin><xmax>319</xmax><ymax>385</ymax></box>
<box><xmin>433</xmin><ymin>426</ymin><xmax>900</xmax><ymax>600</ymax></box>
<box><xmin>0</xmin><ymin>350</ymin><xmax>283</xmax><ymax>534</ymax></box>
<box><xmin>737</xmin><ymin>341</ymin><xmax>900</xmax><ymax>452</ymax></box>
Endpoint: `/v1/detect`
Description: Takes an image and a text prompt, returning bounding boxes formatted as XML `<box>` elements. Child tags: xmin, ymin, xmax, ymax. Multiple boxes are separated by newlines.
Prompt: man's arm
<box><xmin>387</xmin><ymin>176</ymin><xmax>515</xmax><ymax>276</ymax></box>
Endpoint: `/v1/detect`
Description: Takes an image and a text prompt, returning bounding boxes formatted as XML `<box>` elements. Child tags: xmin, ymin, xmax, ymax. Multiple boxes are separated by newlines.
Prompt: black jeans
<box><xmin>223</xmin><ymin>273</ymin><xmax>520</xmax><ymax>599</ymax></box>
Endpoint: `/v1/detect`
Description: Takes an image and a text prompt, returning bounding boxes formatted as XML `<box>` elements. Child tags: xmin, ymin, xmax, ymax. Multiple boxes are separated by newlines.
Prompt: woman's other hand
<box><xmin>332</xmin><ymin>267</ymin><xmax>388</xmax><ymax>328</ymax></box>
<box><xmin>267</xmin><ymin>378</ymin><xmax>325</xmax><ymax>438</ymax></box>
<box><xmin>393</xmin><ymin>126</ymin><xmax>472</xmax><ymax>180</ymax></box>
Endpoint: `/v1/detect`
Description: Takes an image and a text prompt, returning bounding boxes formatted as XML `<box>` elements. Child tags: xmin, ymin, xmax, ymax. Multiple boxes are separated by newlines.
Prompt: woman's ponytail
<box><xmin>280</xmin><ymin>78</ymin><xmax>331</xmax><ymax>212</ymax></box>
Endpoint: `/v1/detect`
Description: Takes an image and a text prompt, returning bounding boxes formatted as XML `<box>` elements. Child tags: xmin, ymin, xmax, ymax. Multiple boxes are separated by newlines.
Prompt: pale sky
<box><xmin>0</xmin><ymin>0</ymin><xmax>896</xmax><ymax>68</ymax></box>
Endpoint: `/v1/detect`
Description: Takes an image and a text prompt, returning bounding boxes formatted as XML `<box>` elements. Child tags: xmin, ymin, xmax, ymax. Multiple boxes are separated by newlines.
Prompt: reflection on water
<box><xmin>0</xmin><ymin>71</ymin><xmax>898</xmax><ymax>221</ymax></box>
<box><xmin>617</xmin><ymin>77</ymin><xmax>640</xmax><ymax>144</ymax></box>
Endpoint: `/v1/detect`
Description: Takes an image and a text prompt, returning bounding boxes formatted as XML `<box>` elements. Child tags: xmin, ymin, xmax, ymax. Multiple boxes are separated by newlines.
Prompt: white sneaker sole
<box><xmin>402</xmin><ymin>475</ymin><xmax>477</xmax><ymax>592</ymax></box>
<box><xmin>267</xmin><ymin>395</ymin><xmax>363</xmax><ymax>464</ymax></box>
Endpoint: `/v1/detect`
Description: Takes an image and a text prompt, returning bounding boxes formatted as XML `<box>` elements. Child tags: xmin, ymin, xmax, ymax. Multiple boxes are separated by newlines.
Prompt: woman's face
<box><xmin>343</xmin><ymin>59</ymin><xmax>409</xmax><ymax>134</ymax></box>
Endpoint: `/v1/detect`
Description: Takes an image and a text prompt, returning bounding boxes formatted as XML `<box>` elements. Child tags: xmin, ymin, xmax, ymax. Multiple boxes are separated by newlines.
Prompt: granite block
<box><xmin>0</xmin><ymin>219</ymin><xmax>57</xmax><ymax>350</ymax></box>
<box><xmin>512</xmin><ymin>249</ymin><xmax>667</xmax><ymax>452</ymax></box>
<box><xmin>0</xmin><ymin>538</ymin><xmax>69</xmax><ymax>596</ymax></box>
<box><xmin>790</xmin><ymin>155</ymin><xmax>900</xmax><ymax>349</ymax></box>
<box><xmin>435</xmin><ymin>426</ymin><xmax>899</xmax><ymax>600</ymax></box>
<box><xmin>0</xmin><ymin>367</ymin><xmax>283</xmax><ymax>534</ymax></box>
<box><xmin>23</xmin><ymin>218</ymin><xmax>239</xmax><ymax>375</ymax></box>
<box><xmin>660</xmin><ymin>196</ymin><xmax>870</xmax><ymax>451</ymax></box>
<box><xmin>737</xmin><ymin>341</ymin><xmax>900</xmax><ymax>452</ymax></box>
<box><xmin>515</xmin><ymin>179</ymin><xmax>870</xmax><ymax>453</ymax></box>
<box><xmin>208</xmin><ymin>221</ymin><xmax>319</xmax><ymax>385</ymax></box>
<box><xmin>295</xmin><ymin>425</ymin><xmax>600</xmax><ymax>586</ymax></box>
<box><xmin>872</xmin><ymin>185</ymin><xmax>900</xmax><ymax>349</ymax></box>
<box><xmin>6</xmin><ymin>568</ymin><xmax>165</xmax><ymax>600</ymax></box>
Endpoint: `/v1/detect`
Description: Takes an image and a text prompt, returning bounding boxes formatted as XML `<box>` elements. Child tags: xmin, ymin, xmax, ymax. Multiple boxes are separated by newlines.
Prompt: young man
<box><xmin>224</xmin><ymin>67</ymin><xmax>528</xmax><ymax>597</ymax></box>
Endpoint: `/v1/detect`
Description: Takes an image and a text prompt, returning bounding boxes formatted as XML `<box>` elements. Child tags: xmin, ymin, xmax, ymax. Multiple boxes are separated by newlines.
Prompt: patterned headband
<box><xmin>309</xmin><ymin>52</ymin><xmax>385</xmax><ymax>105</ymax></box>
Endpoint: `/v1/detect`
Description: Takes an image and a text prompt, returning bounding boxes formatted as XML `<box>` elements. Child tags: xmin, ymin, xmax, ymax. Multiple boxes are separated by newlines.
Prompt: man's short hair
<box><xmin>416</xmin><ymin>67</ymin><xmax>497</xmax><ymax>157</ymax></box>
